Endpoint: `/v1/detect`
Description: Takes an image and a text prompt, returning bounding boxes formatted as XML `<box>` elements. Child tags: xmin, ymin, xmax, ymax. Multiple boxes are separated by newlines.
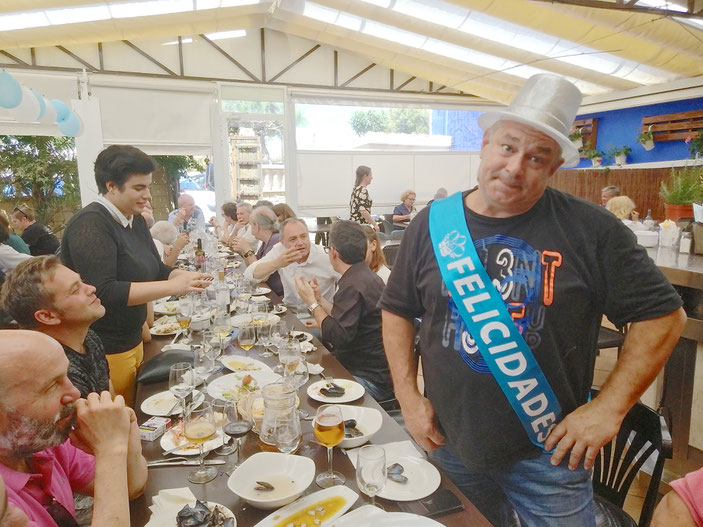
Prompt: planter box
<box><xmin>640</xmin><ymin>139</ymin><xmax>655</xmax><ymax>151</ymax></box>
<box><xmin>615</xmin><ymin>154</ymin><xmax>628</xmax><ymax>165</ymax></box>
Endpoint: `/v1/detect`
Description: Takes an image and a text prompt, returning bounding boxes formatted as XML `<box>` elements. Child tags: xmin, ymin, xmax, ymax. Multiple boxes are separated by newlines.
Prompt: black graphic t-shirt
<box><xmin>380</xmin><ymin>187</ymin><xmax>682</xmax><ymax>470</ymax></box>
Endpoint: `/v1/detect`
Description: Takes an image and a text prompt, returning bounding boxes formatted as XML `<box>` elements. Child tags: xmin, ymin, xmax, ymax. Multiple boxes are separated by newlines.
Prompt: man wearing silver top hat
<box><xmin>380</xmin><ymin>74</ymin><xmax>686</xmax><ymax>526</ymax></box>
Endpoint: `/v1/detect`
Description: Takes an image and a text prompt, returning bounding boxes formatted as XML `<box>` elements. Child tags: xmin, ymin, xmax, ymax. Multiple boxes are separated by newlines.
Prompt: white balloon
<box><xmin>39</xmin><ymin>96</ymin><xmax>57</xmax><ymax>124</ymax></box>
<box><xmin>8</xmin><ymin>86</ymin><xmax>41</xmax><ymax>122</ymax></box>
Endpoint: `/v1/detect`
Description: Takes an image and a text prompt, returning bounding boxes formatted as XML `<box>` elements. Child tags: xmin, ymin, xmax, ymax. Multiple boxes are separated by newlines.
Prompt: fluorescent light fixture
<box><xmin>637</xmin><ymin>0</ymin><xmax>687</xmax><ymax>12</ymax></box>
<box><xmin>393</xmin><ymin>0</ymin><xmax>467</xmax><ymax>29</ymax></box>
<box><xmin>673</xmin><ymin>16</ymin><xmax>703</xmax><ymax>30</ymax></box>
<box><xmin>0</xmin><ymin>11</ymin><xmax>49</xmax><ymax>31</ymax></box>
<box><xmin>45</xmin><ymin>5</ymin><xmax>111</xmax><ymax>25</ymax></box>
<box><xmin>335</xmin><ymin>12</ymin><xmax>363</xmax><ymax>31</ymax></box>
<box><xmin>205</xmin><ymin>29</ymin><xmax>246</xmax><ymax>40</ymax></box>
<box><xmin>163</xmin><ymin>37</ymin><xmax>194</xmax><ymax>45</ymax></box>
<box><xmin>360</xmin><ymin>0</ymin><xmax>392</xmax><ymax>7</ymax></box>
<box><xmin>303</xmin><ymin>2</ymin><xmax>338</xmax><ymax>24</ymax></box>
<box><xmin>363</xmin><ymin>20</ymin><xmax>427</xmax><ymax>48</ymax></box>
<box><xmin>108</xmin><ymin>0</ymin><xmax>193</xmax><ymax>19</ymax></box>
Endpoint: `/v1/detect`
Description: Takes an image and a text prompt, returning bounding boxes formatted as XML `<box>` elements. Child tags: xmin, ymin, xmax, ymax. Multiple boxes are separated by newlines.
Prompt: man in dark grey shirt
<box><xmin>295</xmin><ymin>220</ymin><xmax>393</xmax><ymax>401</ymax></box>
<box><xmin>0</xmin><ymin>255</ymin><xmax>111</xmax><ymax>398</ymax></box>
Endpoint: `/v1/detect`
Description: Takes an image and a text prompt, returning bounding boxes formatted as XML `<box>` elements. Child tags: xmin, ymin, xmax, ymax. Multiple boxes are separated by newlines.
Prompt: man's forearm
<box><xmin>252</xmin><ymin>258</ymin><xmax>279</xmax><ymax>281</ymax></box>
<box><xmin>382</xmin><ymin>310</ymin><xmax>420</xmax><ymax>404</ymax></box>
<box><xmin>599</xmin><ymin>308</ymin><xmax>686</xmax><ymax>417</ymax></box>
<box><xmin>91</xmin><ymin>449</ymin><xmax>130</xmax><ymax>527</ymax></box>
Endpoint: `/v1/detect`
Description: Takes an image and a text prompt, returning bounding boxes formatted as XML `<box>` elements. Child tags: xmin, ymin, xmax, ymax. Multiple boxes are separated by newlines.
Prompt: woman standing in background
<box><xmin>349</xmin><ymin>165</ymin><xmax>379</xmax><ymax>231</ymax></box>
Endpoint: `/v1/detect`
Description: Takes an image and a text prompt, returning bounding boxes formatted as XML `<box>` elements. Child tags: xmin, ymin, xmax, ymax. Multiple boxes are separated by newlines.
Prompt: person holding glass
<box><xmin>392</xmin><ymin>190</ymin><xmax>417</xmax><ymax>231</ymax></box>
<box><xmin>349</xmin><ymin>165</ymin><xmax>379</xmax><ymax>231</ymax></box>
<box><xmin>60</xmin><ymin>145</ymin><xmax>211</xmax><ymax>407</ymax></box>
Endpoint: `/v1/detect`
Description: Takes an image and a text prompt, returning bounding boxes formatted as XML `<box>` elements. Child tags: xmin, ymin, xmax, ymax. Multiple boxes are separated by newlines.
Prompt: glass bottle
<box><xmin>195</xmin><ymin>238</ymin><xmax>206</xmax><ymax>272</ymax></box>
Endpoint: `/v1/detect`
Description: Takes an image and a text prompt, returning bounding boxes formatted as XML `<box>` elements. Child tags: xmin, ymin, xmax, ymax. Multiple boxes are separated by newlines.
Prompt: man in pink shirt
<box><xmin>0</xmin><ymin>330</ymin><xmax>147</xmax><ymax>527</ymax></box>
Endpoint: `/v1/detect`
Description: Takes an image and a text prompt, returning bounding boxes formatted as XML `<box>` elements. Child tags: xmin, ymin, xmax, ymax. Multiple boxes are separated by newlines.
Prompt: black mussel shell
<box><xmin>320</xmin><ymin>385</ymin><xmax>345</xmax><ymax>397</ymax></box>
<box><xmin>344</xmin><ymin>426</ymin><xmax>363</xmax><ymax>438</ymax></box>
<box><xmin>294</xmin><ymin>333</ymin><xmax>307</xmax><ymax>341</ymax></box>
<box><xmin>176</xmin><ymin>503</ymin><xmax>209</xmax><ymax>527</ymax></box>
<box><xmin>388</xmin><ymin>473</ymin><xmax>409</xmax><ymax>484</ymax></box>
<box><xmin>255</xmin><ymin>480</ymin><xmax>274</xmax><ymax>491</ymax></box>
<box><xmin>387</xmin><ymin>463</ymin><xmax>404</xmax><ymax>475</ymax></box>
<box><xmin>344</xmin><ymin>419</ymin><xmax>357</xmax><ymax>428</ymax></box>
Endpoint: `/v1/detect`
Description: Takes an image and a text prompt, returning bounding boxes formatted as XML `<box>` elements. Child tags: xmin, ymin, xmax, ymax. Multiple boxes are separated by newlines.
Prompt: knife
<box><xmin>147</xmin><ymin>459</ymin><xmax>225</xmax><ymax>467</ymax></box>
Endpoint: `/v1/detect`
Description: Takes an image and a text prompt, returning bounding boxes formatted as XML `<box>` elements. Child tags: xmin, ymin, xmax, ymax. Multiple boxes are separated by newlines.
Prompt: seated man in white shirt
<box><xmin>230</xmin><ymin>202</ymin><xmax>258</xmax><ymax>250</ymax></box>
<box><xmin>244</xmin><ymin>218</ymin><xmax>338</xmax><ymax>313</ymax></box>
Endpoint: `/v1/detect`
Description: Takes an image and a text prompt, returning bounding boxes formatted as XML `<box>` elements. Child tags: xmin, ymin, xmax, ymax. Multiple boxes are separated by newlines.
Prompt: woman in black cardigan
<box><xmin>61</xmin><ymin>145</ymin><xmax>211</xmax><ymax>406</ymax></box>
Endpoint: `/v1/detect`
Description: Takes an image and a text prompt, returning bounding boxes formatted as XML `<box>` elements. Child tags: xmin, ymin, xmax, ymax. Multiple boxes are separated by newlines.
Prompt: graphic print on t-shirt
<box><xmin>440</xmin><ymin>234</ymin><xmax>562</xmax><ymax>374</ymax></box>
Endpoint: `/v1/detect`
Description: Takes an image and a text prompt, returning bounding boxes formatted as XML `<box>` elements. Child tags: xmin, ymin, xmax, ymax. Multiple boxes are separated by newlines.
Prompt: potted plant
<box><xmin>659</xmin><ymin>165</ymin><xmax>703</xmax><ymax>222</ymax></box>
<box><xmin>685</xmin><ymin>130</ymin><xmax>703</xmax><ymax>159</ymax></box>
<box><xmin>583</xmin><ymin>148</ymin><xmax>604</xmax><ymax>167</ymax></box>
<box><xmin>608</xmin><ymin>145</ymin><xmax>632</xmax><ymax>166</ymax></box>
<box><xmin>638</xmin><ymin>127</ymin><xmax>654</xmax><ymax>151</ymax></box>
<box><xmin>569</xmin><ymin>127</ymin><xmax>583</xmax><ymax>149</ymax></box>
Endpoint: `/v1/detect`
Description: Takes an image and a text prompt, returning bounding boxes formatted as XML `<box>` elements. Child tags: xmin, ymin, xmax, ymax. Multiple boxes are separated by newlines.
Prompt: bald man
<box><xmin>168</xmin><ymin>193</ymin><xmax>206</xmax><ymax>232</ymax></box>
<box><xmin>0</xmin><ymin>330</ymin><xmax>147</xmax><ymax>527</ymax></box>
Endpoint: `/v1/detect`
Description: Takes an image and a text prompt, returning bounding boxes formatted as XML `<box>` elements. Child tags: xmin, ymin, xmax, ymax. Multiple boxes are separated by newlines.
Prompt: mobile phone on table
<box><xmin>397</xmin><ymin>488</ymin><xmax>464</xmax><ymax>518</ymax></box>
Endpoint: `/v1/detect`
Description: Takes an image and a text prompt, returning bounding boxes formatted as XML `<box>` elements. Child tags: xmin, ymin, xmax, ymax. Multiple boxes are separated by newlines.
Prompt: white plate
<box><xmin>290</xmin><ymin>330</ymin><xmax>313</xmax><ymax>343</ymax></box>
<box><xmin>207</xmin><ymin>371</ymin><xmax>281</xmax><ymax>401</ymax></box>
<box><xmin>173</xmin><ymin>502</ymin><xmax>237</xmax><ymax>527</ymax></box>
<box><xmin>272</xmin><ymin>304</ymin><xmax>287</xmax><ymax>314</ymax></box>
<box><xmin>330</xmin><ymin>505</ymin><xmax>386</xmax><ymax>526</ymax></box>
<box><xmin>159</xmin><ymin>426</ymin><xmax>226</xmax><ymax>456</ymax></box>
<box><xmin>154</xmin><ymin>300</ymin><xmax>178</xmax><ymax>315</ymax></box>
<box><xmin>230</xmin><ymin>313</ymin><xmax>280</xmax><ymax>327</ymax></box>
<box><xmin>377</xmin><ymin>455</ymin><xmax>441</xmax><ymax>501</ymax></box>
<box><xmin>254</xmin><ymin>286</ymin><xmax>271</xmax><ymax>295</ymax></box>
<box><xmin>220</xmin><ymin>356</ymin><xmax>272</xmax><ymax>374</ymax></box>
<box><xmin>140</xmin><ymin>390</ymin><xmax>204</xmax><ymax>416</ymax></box>
<box><xmin>307</xmin><ymin>379</ymin><xmax>365</xmax><ymax>404</ymax></box>
<box><xmin>253</xmin><ymin>486</ymin><xmax>358</xmax><ymax>527</ymax></box>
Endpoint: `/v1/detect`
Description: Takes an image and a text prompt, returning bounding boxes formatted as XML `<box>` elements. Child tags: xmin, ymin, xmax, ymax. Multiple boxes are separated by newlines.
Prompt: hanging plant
<box><xmin>569</xmin><ymin>127</ymin><xmax>583</xmax><ymax>149</ymax></box>
<box><xmin>685</xmin><ymin>131</ymin><xmax>703</xmax><ymax>159</ymax></box>
<box><xmin>638</xmin><ymin>127</ymin><xmax>655</xmax><ymax>151</ymax></box>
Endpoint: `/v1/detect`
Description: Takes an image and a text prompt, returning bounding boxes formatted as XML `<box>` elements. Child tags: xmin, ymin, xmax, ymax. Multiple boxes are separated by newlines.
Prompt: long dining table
<box><xmin>129</xmin><ymin>290</ymin><xmax>490</xmax><ymax>526</ymax></box>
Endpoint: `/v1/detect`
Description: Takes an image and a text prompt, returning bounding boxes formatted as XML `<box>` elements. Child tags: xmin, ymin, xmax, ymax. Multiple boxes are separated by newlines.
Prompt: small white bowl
<box><xmin>634</xmin><ymin>230</ymin><xmax>658</xmax><ymax>248</ymax></box>
<box><xmin>227</xmin><ymin>452</ymin><xmax>314</xmax><ymax>509</ymax></box>
<box><xmin>339</xmin><ymin>406</ymin><xmax>383</xmax><ymax>449</ymax></box>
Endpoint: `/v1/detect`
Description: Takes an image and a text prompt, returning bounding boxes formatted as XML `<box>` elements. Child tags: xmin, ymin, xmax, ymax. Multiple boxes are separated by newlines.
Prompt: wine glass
<box><xmin>212</xmin><ymin>313</ymin><xmax>231</xmax><ymax>350</ymax></box>
<box><xmin>273</xmin><ymin>413</ymin><xmax>301</xmax><ymax>455</ymax></box>
<box><xmin>212</xmin><ymin>399</ymin><xmax>238</xmax><ymax>456</ymax></box>
<box><xmin>270</xmin><ymin>321</ymin><xmax>288</xmax><ymax>368</ymax></box>
<box><xmin>192</xmin><ymin>344</ymin><xmax>214</xmax><ymax>390</ymax></box>
<box><xmin>282</xmin><ymin>348</ymin><xmax>309</xmax><ymax>390</ymax></box>
<box><xmin>222</xmin><ymin>403</ymin><xmax>253</xmax><ymax>469</ymax></box>
<box><xmin>177</xmin><ymin>295</ymin><xmax>194</xmax><ymax>343</ymax></box>
<box><xmin>313</xmin><ymin>404</ymin><xmax>345</xmax><ymax>488</ymax></box>
<box><xmin>258</xmin><ymin>322</ymin><xmax>273</xmax><ymax>358</ymax></box>
<box><xmin>356</xmin><ymin>445</ymin><xmax>387</xmax><ymax>509</ymax></box>
<box><xmin>237</xmin><ymin>282</ymin><xmax>252</xmax><ymax>313</ymax></box>
<box><xmin>277</xmin><ymin>338</ymin><xmax>300</xmax><ymax>376</ymax></box>
<box><xmin>168</xmin><ymin>362</ymin><xmax>194</xmax><ymax>417</ymax></box>
<box><xmin>238</xmin><ymin>325</ymin><xmax>256</xmax><ymax>353</ymax></box>
<box><xmin>184</xmin><ymin>401</ymin><xmax>217</xmax><ymax>484</ymax></box>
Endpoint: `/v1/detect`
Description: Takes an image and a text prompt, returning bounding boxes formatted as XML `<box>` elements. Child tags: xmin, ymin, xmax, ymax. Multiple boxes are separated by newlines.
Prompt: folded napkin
<box><xmin>346</xmin><ymin>440</ymin><xmax>425</xmax><ymax>468</ymax></box>
<box><xmin>307</xmin><ymin>363</ymin><xmax>324</xmax><ymax>375</ymax></box>
<box><xmin>300</xmin><ymin>342</ymin><xmax>316</xmax><ymax>353</ymax></box>
<box><xmin>145</xmin><ymin>487</ymin><xmax>197</xmax><ymax>527</ymax></box>
<box><xmin>161</xmin><ymin>343</ymin><xmax>192</xmax><ymax>352</ymax></box>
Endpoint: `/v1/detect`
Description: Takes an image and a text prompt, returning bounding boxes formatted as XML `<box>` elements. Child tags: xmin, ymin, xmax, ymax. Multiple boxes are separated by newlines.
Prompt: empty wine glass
<box><xmin>258</xmin><ymin>322</ymin><xmax>273</xmax><ymax>358</ymax></box>
<box><xmin>273</xmin><ymin>412</ymin><xmax>302</xmax><ymax>455</ymax></box>
<box><xmin>237</xmin><ymin>282</ymin><xmax>252</xmax><ymax>313</ymax></box>
<box><xmin>192</xmin><ymin>344</ymin><xmax>214</xmax><ymax>389</ymax></box>
<box><xmin>356</xmin><ymin>445</ymin><xmax>387</xmax><ymax>509</ymax></box>
<box><xmin>270</xmin><ymin>321</ymin><xmax>288</xmax><ymax>368</ymax></box>
<box><xmin>168</xmin><ymin>362</ymin><xmax>194</xmax><ymax>417</ymax></box>
<box><xmin>313</xmin><ymin>404</ymin><xmax>345</xmax><ymax>488</ymax></box>
<box><xmin>184</xmin><ymin>401</ymin><xmax>217</xmax><ymax>483</ymax></box>
<box><xmin>212</xmin><ymin>399</ymin><xmax>238</xmax><ymax>456</ymax></box>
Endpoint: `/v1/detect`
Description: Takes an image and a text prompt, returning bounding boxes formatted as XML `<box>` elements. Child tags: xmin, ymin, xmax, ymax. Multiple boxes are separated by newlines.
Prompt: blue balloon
<box><xmin>58</xmin><ymin>111</ymin><xmax>81</xmax><ymax>137</ymax></box>
<box><xmin>31</xmin><ymin>89</ymin><xmax>46</xmax><ymax>120</ymax></box>
<box><xmin>51</xmin><ymin>99</ymin><xmax>71</xmax><ymax>122</ymax></box>
<box><xmin>0</xmin><ymin>70</ymin><xmax>22</xmax><ymax>109</ymax></box>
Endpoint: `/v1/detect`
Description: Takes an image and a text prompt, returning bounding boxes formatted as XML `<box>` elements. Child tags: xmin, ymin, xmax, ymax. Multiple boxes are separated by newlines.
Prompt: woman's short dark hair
<box><xmin>94</xmin><ymin>145</ymin><xmax>156</xmax><ymax>194</ymax></box>
<box><xmin>222</xmin><ymin>202</ymin><xmax>238</xmax><ymax>220</ymax></box>
<box><xmin>355</xmin><ymin>165</ymin><xmax>371</xmax><ymax>186</ymax></box>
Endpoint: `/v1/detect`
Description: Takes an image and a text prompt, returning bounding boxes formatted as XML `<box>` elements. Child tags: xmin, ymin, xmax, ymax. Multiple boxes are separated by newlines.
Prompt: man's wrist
<box><xmin>242</xmin><ymin>250</ymin><xmax>255</xmax><ymax>258</ymax></box>
<box><xmin>307</xmin><ymin>302</ymin><xmax>320</xmax><ymax>316</ymax></box>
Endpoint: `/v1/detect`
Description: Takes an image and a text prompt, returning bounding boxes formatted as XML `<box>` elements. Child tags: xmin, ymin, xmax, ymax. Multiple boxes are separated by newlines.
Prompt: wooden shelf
<box><xmin>571</xmin><ymin>118</ymin><xmax>598</xmax><ymax>157</ymax></box>
<box><xmin>642</xmin><ymin>110</ymin><xmax>703</xmax><ymax>142</ymax></box>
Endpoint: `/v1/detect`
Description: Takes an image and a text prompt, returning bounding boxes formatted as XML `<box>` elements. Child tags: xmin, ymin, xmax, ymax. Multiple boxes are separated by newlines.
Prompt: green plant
<box><xmin>686</xmin><ymin>130</ymin><xmax>703</xmax><ymax>158</ymax></box>
<box><xmin>582</xmin><ymin>148</ymin><xmax>603</xmax><ymax>159</ymax></box>
<box><xmin>637</xmin><ymin>130</ymin><xmax>653</xmax><ymax>144</ymax></box>
<box><xmin>568</xmin><ymin>128</ymin><xmax>582</xmax><ymax>141</ymax></box>
<box><xmin>607</xmin><ymin>145</ymin><xmax>632</xmax><ymax>157</ymax></box>
<box><xmin>659</xmin><ymin>165</ymin><xmax>703</xmax><ymax>205</ymax></box>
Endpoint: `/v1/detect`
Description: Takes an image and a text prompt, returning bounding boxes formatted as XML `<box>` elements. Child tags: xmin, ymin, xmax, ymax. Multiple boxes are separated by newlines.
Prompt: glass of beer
<box><xmin>313</xmin><ymin>404</ymin><xmax>345</xmax><ymax>488</ymax></box>
<box><xmin>184</xmin><ymin>401</ymin><xmax>217</xmax><ymax>483</ymax></box>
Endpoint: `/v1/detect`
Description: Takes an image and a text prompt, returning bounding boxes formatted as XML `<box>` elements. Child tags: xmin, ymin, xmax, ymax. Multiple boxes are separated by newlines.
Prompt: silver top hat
<box><xmin>478</xmin><ymin>74</ymin><xmax>583</xmax><ymax>167</ymax></box>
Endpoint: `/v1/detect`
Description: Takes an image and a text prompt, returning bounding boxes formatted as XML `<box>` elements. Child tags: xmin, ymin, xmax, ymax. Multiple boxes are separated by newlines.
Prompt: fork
<box><xmin>320</xmin><ymin>372</ymin><xmax>342</xmax><ymax>390</ymax></box>
<box><xmin>169</xmin><ymin>330</ymin><xmax>182</xmax><ymax>346</ymax></box>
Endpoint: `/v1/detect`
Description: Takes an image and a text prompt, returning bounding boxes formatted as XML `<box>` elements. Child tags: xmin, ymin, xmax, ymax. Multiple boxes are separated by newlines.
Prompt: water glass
<box><xmin>258</xmin><ymin>322</ymin><xmax>273</xmax><ymax>358</ymax></box>
<box><xmin>273</xmin><ymin>413</ymin><xmax>302</xmax><ymax>455</ymax></box>
<box><xmin>212</xmin><ymin>399</ymin><xmax>238</xmax><ymax>456</ymax></box>
<box><xmin>168</xmin><ymin>362</ymin><xmax>194</xmax><ymax>417</ymax></box>
<box><xmin>356</xmin><ymin>445</ymin><xmax>387</xmax><ymax>508</ymax></box>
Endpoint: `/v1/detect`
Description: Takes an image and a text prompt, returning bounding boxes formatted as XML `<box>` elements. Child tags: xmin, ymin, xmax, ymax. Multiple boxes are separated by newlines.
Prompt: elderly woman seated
<box><xmin>150</xmin><ymin>220</ymin><xmax>188</xmax><ymax>267</ymax></box>
<box><xmin>392</xmin><ymin>190</ymin><xmax>417</xmax><ymax>230</ymax></box>
<box><xmin>232</xmin><ymin>206</ymin><xmax>283</xmax><ymax>297</ymax></box>
<box><xmin>605</xmin><ymin>196</ymin><xmax>638</xmax><ymax>221</ymax></box>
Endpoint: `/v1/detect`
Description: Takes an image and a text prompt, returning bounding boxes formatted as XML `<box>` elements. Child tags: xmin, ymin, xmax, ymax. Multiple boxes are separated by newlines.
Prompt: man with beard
<box><xmin>1</xmin><ymin>256</ymin><xmax>111</xmax><ymax>399</ymax></box>
<box><xmin>0</xmin><ymin>330</ymin><xmax>147</xmax><ymax>526</ymax></box>
<box><xmin>245</xmin><ymin>218</ymin><xmax>338</xmax><ymax>314</ymax></box>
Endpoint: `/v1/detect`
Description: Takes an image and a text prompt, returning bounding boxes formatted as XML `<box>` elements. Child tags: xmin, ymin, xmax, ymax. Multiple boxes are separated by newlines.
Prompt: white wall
<box><xmin>296</xmin><ymin>150</ymin><xmax>479</xmax><ymax>217</ymax></box>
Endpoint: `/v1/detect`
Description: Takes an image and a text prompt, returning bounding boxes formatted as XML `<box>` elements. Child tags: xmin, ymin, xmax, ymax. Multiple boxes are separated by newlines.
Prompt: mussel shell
<box><xmin>320</xmin><ymin>385</ymin><xmax>345</xmax><ymax>397</ymax></box>
<box><xmin>343</xmin><ymin>419</ymin><xmax>357</xmax><ymax>428</ymax></box>
<box><xmin>255</xmin><ymin>480</ymin><xmax>274</xmax><ymax>491</ymax></box>
<box><xmin>176</xmin><ymin>502</ymin><xmax>209</xmax><ymax>527</ymax></box>
<box><xmin>344</xmin><ymin>426</ymin><xmax>364</xmax><ymax>438</ymax></box>
<box><xmin>388</xmin><ymin>473</ymin><xmax>409</xmax><ymax>484</ymax></box>
<box><xmin>387</xmin><ymin>463</ymin><xmax>404</xmax><ymax>475</ymax></box>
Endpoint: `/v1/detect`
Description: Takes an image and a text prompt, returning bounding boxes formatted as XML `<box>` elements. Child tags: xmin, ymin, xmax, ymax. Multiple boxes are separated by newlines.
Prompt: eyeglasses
<box><xmin>12</xmin><ymin>206</ymin><xmax>29</xmax><ymax>219</ymax></box>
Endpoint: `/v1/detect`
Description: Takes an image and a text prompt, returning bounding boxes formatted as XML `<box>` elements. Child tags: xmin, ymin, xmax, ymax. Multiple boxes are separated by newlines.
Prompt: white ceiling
<box><xmin>0</xmin><ymin>0</ymin><xmax>702</xmax><ymax>104</ymax></box>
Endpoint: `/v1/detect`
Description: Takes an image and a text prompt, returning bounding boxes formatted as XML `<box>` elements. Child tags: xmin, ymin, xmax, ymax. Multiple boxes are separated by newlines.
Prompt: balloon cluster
<box><xmin>0</xmin><ymin>69</ymin><xmax>83</xmax><ymax>137</ymax></box>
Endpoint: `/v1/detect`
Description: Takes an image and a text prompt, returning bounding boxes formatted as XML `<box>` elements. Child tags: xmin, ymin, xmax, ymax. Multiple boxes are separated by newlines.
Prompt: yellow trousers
<box><xmin>106</xmin><ymin>342</ymin><xmax>144</xmax><ymax>408</ymax></box>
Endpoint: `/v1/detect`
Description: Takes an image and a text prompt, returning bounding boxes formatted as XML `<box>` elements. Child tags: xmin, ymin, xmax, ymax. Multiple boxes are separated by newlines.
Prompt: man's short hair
<box><xmin>330</xmin><ymin>221</ymin><xmax>367</xmax><ymax>265</ymax></box>
<box><xmin>254</xmin><ymin>200</ymin><xmax>274</xmax><ymax>209</ymax></box>
<box><xmin>250</xmin><ymin>206</ymin><xmax>279</xmax><ymax>232</ymax></box>
<box><xmin>222</xmin><ymin>202</ymin><xmax>237</xmax><ymax>220</ymax></box>
<box><xmin>602</xmin><ymin>185</ymin><xmax>621</xmax><ymax>196</ymax></box>
<box><xmin>150</xmin><ymin>221</ymin><xmax>178</xmax><ymax>245</ymax></box>
<box><xmin>237</xmin><ymin>202</ymin><xmax>253</xmax><ymax>213</ymax></box>
<box><xmin>0</xmin><ymin>255</ymin><xmax>60</xmax><ymax>329</ymax></box>
<box><xmin>94</xmin><ymin>145</ymin><xmax>156</xmax><ymax>194</ymax></box>
<box><xmin>280</xmin><ymin>217</ymin><xmax>307</xmax><ymax>236</ymax></box>
<box><xmin>11</xmin><ymin>203</ymin><xmax>35</xmax><ymax>222</ymax></box>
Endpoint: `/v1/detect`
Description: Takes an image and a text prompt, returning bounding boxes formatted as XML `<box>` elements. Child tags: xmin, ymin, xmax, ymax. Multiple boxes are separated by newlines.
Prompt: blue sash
<box><xmin>429</xmin><ymin>192</ymin><xmax>561</xmax><ymax>449</ymax></box>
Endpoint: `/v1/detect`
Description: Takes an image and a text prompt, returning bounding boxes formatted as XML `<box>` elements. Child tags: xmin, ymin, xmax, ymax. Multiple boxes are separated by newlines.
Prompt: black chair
<box><xmin>591</xmin><ymin>388</ymin><xmax>672</xmax><ymax>527</ymax></box>
<box><xmin>380</xmin><ymin>219</ymin><xmax>393</xmax><ymax>234</ymax></box>
<box><xmin>390</xmin><ymin>229</ymin><xmax>404</xmax><ymax>242</ymax></box>
<box><xmin>382</xmin><ymin>244</ymin><xmax>400</xmax><ymax>268</ymax></box>
<box><xmin>597</xmin><ymin>326</ymin><xmax>626</xmax><ymax>356</ymax></box>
